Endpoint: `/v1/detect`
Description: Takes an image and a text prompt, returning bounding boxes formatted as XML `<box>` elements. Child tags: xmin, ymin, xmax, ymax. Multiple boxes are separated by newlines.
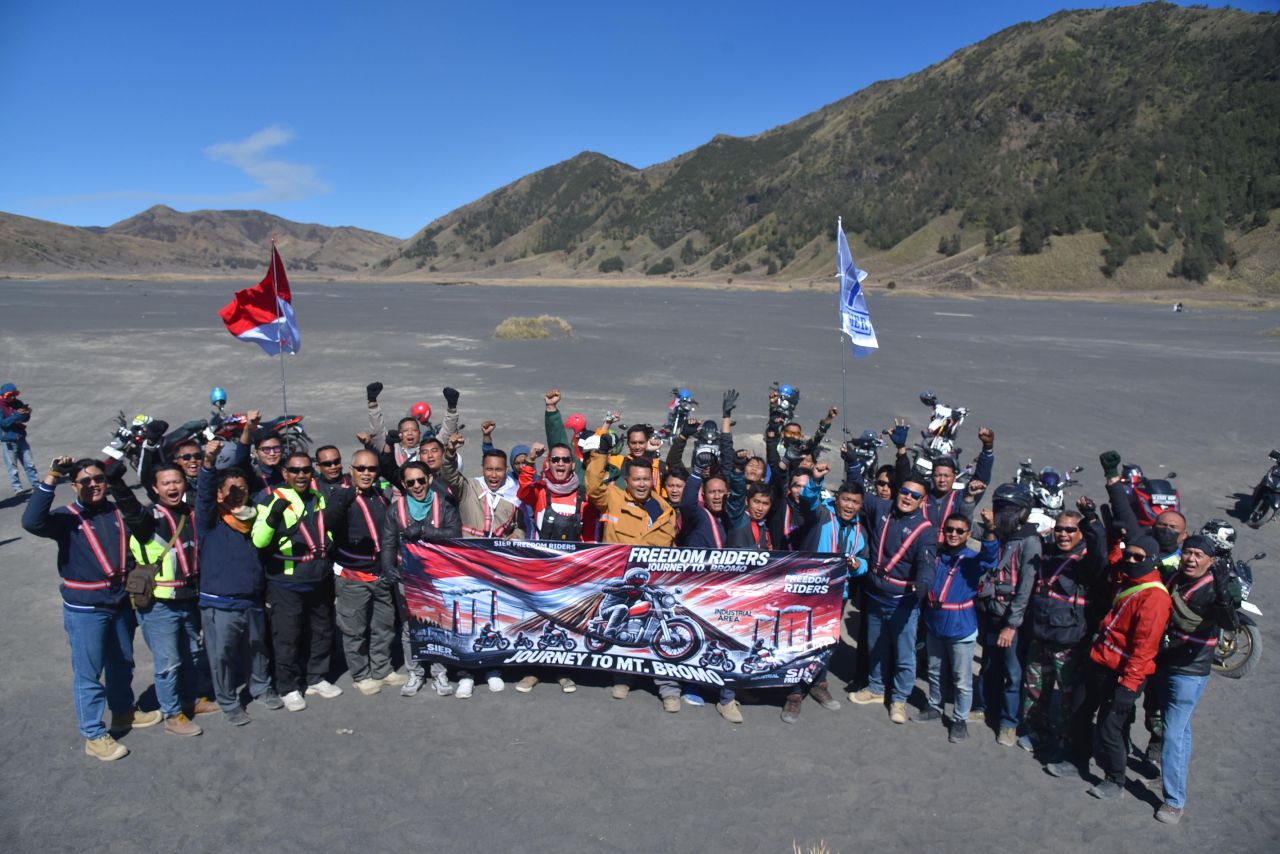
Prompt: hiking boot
<box><xmin>717</xmin><ymin>700</ymin><xmax>744</xmax><ymax>724</ymax></box>
<box><xmin>400</xmin><ymin>672</ymin><xmax>425</xmax><ymax>697</ymax></box>
<box><xmin>949</xmin><ymin>721</ymin><xmax>969</xmax><ymax>743</ymax></box>
<box><xmin>1155</xmin><ymin>804</ymin><xmax>1183</xmax><ymax>824</ymax></box>
<box><xmin>915</xmin><ymin>707</ymin><xmax>942</xmax><ymax>723</ymax></box>
<box><xmin>558</xmin><ymin>677</ymin><xmax>577</xmax><ymax>693</ymax></box>
<box><xmin>997</xmin><ymin>726</ymin><xmax>1018</xmax><ymax>746</ymax></box>
<box><xmin>164</xmin><ymin>713</ymin><xmax>202</xmax><ymax>737</ymax></box>
<box><xmin>611</xmin><ymin>683</ymin><xmax>631</xmax><ymax>700</ymax></box>
<box><xmin>192</xmin><ymin>697</ymin><xmax>220</xmax><ymax>716</ymax></box>
<box><xmin>1088</xmin><ymin>778</ymin><xmax>1124</xmax><ymax>801</ymax></box>
<box><xmin>257</xmin><ymin>689</ymin><xmax>285</xmax><ymax>710</ymax></box>
<box><xmin>381</xmin><ymin>671</ymin><xmax>408</xmax><ymax>686</ymax></box>
<box><xmin>781</xmin><ymin>693</ymin><xmax>803</xmax><ymax>724</ymax></box>
<box><xmin>456</xmin><ymin>677</ymin><xmax>475</xmax><ymax>699</ymax></box>
<box><xmin>515</xmin><ymin>675</ymin><xmax>539</xmax><ymax>693</ymax></box>
<box><xmin>889</xmin><ymin>702</ymin><xmax>908</xmax><ymax>724</ymax></box>
<box><xmin>810</xmin><ymin>681</ymin><xmax>841</xmax><ymax>711</ymax></box>
<box><xmin>109</xmin><ymin>708</ymin><xmax>162</xmax><ymax>734</ymax></box>
<box><xmin>849</xmin><ymin>688</ymin><xmax>884</xmax><ymax>705</ymax></box>
<box><xmin>432</xmin><ymin>672</ymin><xmax>455</xmax><ymax>697</ymax></box>
<box><xmin>224</xmin><ymin>707</ymin><xmax>251</xmax><ymax>727</ymax></box>
<box><xmin>661</xmin><ymin>696</ymin><xmax>681</xmax><ymax>713</ymax></box>
<box><xmin>282</xmin><ymin>690</ymin><xmax>307</xmax><ymax>712</ymax></box>
<box><xmin>487</xmin><ymin>675</ymin><xmax>505</xmax><ymax>692</ymax></box>
<box><xmin>305</xmin><ymin>679</ymin><xmax>342</xmax><ymax>699</ymax></box>
<box><xmin>84</xmin><ymin>734</ymin><xmax>128</xmax><ymax>761</ymax></box>
<box><xmin>354</xmin><ymin>678</ymin><xmax>383</xmax><ymax>696</ymax></box>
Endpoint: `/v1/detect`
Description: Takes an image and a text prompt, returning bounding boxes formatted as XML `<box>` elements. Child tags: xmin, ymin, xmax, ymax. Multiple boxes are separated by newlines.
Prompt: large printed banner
<box><xmin>401</xmin><ymin>539</ymin><xmax>847</xmax><ymax>689</ymax></box>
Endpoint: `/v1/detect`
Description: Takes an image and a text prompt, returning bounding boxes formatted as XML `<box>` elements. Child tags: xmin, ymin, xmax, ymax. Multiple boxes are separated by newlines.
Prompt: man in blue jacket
<box><xmin>919</xmin><ymin>510</ymin><xmax>1000</xmax><ymax>743</ymax></box>
<box><xmin>23</xmin><ymin>454</ymin><xmax>162</xmax><ymax>760</ymax></box>
<box><xmin>195</xmin><ymin>440</ymin><xmax>279</xmax><ymax>725</ymax></box>
<box><xmin>1</xmin><ymin>382</ymin><xmax>40</xmax><ymax>495</ymax></box>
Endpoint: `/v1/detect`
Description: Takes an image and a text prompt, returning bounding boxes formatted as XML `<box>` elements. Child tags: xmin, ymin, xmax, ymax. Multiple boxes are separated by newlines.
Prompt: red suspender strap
<box><xmin>156</xmin><ymin>505</ymin><xmax>197</xmax><ymax>577</ymax></box>
<box><xmin>874</xmin><ymin>517</ymin><xmax>931</xmax><ymax>587</ymax></box>
<box><xmin>66</xmin><ymin>505</ymin><xmax>126</xmax><ymax>585</ymax></box>
<box><xmin>354</xmin><ymin>495</ymin><xmax>381</xmax><ymax>553</ymax></box>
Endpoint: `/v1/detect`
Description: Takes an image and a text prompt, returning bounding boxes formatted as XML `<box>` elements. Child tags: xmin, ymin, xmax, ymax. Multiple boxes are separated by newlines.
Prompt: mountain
<box><xmin>377</xmin><ymin>3</ymin><xmax>1280</xmax><ymax>293</ymax></box>
<box><xmin>0</xmin><ymin>205</ymin><xmax>399</xmax><ymax>277</ymax></box>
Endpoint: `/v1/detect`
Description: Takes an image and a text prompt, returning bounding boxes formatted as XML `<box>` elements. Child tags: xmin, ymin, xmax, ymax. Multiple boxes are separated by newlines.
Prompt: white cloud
<box><xmin>203</xmin><ymin>124</ymin><xmax>329</xmax><ymax>203</ymax></box>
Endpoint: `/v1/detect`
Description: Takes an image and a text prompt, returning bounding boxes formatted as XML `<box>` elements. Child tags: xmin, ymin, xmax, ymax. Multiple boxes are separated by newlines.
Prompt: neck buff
<box><xmin>543</xmin><ymin>467</ymin><xmax>580</xmax><ymax>498</ymax></box>
<box><xmin>407</xmin><ymin>490</ymin><xmax>434</xmax><ymax>521</ymax></box>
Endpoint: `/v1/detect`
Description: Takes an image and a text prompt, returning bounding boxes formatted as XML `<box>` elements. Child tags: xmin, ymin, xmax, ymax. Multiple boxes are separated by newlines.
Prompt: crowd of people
<box><xmin>15</xmin><ymin>381</ymin><xmax>1243</xmax><ymax>825</ymax></box>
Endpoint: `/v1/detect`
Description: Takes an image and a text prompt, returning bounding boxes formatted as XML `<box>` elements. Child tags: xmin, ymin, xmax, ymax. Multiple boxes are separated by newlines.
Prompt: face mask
<box><xmin>1121</xmin><ymin>553</ymin><xmax>1158</xmax><ymax>578</ymax></box>
<box><xmin>1153</xmin><ymin>527</ymin><xmax>1181</xmax><ymax>554</ymax></box>
<box><xmin>231</xmin><ymin>506</ymin><xmax>256</xmax><ymax>521</ymax></box>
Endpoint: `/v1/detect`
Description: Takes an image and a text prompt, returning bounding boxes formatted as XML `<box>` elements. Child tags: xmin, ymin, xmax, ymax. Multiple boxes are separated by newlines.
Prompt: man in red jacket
<box><xmin>1071</xmin><ymin>532</ymin><xmax>1172</xmax><ymax>800</ymax></box>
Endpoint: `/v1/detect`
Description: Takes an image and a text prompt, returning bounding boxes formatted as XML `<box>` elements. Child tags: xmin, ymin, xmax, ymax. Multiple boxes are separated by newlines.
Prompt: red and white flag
<box><xmin>218</xmin><ymin>244</ymin><xmax>301</xmax><ymax>355</ymax></box>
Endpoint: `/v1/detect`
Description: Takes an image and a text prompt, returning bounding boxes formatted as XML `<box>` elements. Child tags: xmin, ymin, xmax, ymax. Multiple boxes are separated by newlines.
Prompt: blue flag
<box><xmin>837</xmin><ymin>218</ymin><xmax>878</xmax><ymax>358</ymax></box>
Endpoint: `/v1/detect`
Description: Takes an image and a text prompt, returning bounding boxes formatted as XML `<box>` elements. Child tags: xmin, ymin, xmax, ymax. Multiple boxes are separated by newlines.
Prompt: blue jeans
<box><xmin>3</xmin><ymin>437</ymin><xmax>39</xmax><ymax>492</ymax></box>
<box><xmin>974</xmin><ymin>614</ymin><xmax>1024</xmax><ymax>729</ymax></box>
<box><xmin>62</xmin><ymin>605</ymin><xmax>137</xmax><ymax>739</ymax></box>
<box><xmin>866</xmin><ymin>596</ymin><xmax>919</xmax><ymax>703</ymax></box>
<box><xmin>926</xmin><ymin>629</ymin><xmax>978</xmax><ymax>722</ymax></box>
<box><xmin>1161</xmin><ymin>671</ymin><xmax>1210</xmax><ymax>809</ymax></box>
<box><xmin>137</xmin><ymin>599</ymin><xmax>213</xmax><ymax>717</ymax></box>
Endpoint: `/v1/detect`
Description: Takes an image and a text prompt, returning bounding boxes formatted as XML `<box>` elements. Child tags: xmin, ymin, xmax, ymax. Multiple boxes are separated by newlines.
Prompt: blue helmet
<box><xmin>210</xmin><ymin>387</ymin><xmax>227</xmax><ymax>406</ymax></box>
<box><xmin>778</xmin><ymin>384</ymin><xmax>796</xmax><ymax>398</ymax></box>
<box><xmin>676</xmin><ymin>388</ymin><xmax>692</xmax><ymax>400</ymax></box>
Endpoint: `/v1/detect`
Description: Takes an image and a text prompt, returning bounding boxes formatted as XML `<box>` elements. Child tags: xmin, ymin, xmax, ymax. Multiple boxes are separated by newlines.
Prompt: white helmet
<box><xmin>1199</xmin><ymin>518</ymin><xmax>1236</xmax><ymax>555</ymax></box>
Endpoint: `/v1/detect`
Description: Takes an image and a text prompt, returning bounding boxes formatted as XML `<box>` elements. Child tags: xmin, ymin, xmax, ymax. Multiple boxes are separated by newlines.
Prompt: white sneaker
<box><xmin>456</xmin><ymin>677</ymin><xmax>475</xmax><ymax>699</ymax></box>
<box><xmin>381</xmin><ymin>671</ymin><xmax>408</xmax><ymax>686</ymax></box>
<box><xmin>305</xmin><ymin>679</ymin><xmax>343</xmax><ymax>699</ymax></box>
<box><xmin>432</xmin><ymin>672</ymin><xmax>454</xmax><ymax>697</ymax></box>
<box><xmin>282</xmin><ymin>690</ymin><xmax>307</xmax><ymax>712</ymax></box>
<box><xmin>401</xmin><ymin>672</ymin><xmax>425</xmax><ymax>697</ymax></box>
<box><xmin>487</xmin><ymin>675</ymin><xmax>505</xmax><ymax>693</ymax></box>
<box><xmin>354</xmin><ymin>678</ymin><xmax>382</xmax><ymax>696</ymax></box>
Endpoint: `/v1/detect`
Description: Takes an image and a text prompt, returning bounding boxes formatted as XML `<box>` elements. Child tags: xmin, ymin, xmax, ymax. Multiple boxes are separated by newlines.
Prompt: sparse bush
<box><xmin>598</xmin><ymin>256</ymin><xmax>624</xmax><ymax>273</ymax></box>
<box><xmin>732</xmin><ymin>261</ymin><xmax>752</xmax><ymax>274</ymax></box>
<box><xmin>494</xmin><ymin>315</ymin><xmax>574</xmax><ymax>340</ymax></box>
<box><xmin>646</xmin><ymin>256</ymin><xmax>675</xmax><ymax>275</ymax></box>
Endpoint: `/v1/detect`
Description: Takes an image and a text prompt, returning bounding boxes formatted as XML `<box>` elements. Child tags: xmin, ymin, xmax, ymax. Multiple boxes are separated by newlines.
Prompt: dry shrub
<box><xmin>493</xmin><ymin>314</ymin><xmax>574</xmax><ymax>340</ymax></box>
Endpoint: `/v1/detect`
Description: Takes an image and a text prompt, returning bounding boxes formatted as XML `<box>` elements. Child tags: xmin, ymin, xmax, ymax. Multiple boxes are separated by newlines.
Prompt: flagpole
<box><xmin>270</xmin><ymin>236</ymin><xmax>288</xmax><ymax>412</ymax></box>
<box><xmin>837</xmin><ymin>217</ymin><xmax>849</xmax><ymax>438</ymax></box>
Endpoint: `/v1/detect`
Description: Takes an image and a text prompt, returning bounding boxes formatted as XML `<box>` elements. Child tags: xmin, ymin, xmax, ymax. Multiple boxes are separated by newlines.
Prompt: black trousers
<box><xmin>266</xmin><ymin>578</ymin><xmax>334</xmax><ymax>694</ymax></box>
<box><xmin>1079</xmin><ymin>662</ymin><xmax>1135</xmax><ymax>782</ymax></box>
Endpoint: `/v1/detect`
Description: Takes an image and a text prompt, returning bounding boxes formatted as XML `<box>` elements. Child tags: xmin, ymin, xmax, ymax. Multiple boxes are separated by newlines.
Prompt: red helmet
<box><xmin>565</xmin><ymin>412</ymin><xmax>587</xmax><ymax>433</ymax></box>
<box><xmin>410</xmin><ymin>401</ymin><xmax>432</xmax><ymax>424</ymax></box>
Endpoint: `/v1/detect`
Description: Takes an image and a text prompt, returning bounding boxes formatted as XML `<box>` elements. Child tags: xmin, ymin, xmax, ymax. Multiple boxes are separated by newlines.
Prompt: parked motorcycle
<box><xmin>1013</xmin><ymin>461</ymin><xmax>1084</xmax><ymax>518</ymax></box>
<box><xmin>1213</xmin><ymin>552</ymin><xmax>1265</xmax><ymax>680</ymax></box>
<box><xmin>210</xmin><ymin>396</ymin><xmax>311</xmax><ymax>456</ymax></box>
<box><xmin>1121</xmin><ymin>463</ymin><xmax>1181</xmax><ymax>527</ymax></box>
<box><xmin>1245</xmin><ymin>450</ymin><xmax>1280</xmax><ymax>529</ymax></box>
<box><xmin>841</xmin><ymin>429</ymin><xmax>883</xmax><ymax>490</ymax></box>
<box><xmin>472</xmin><ymin>626</ymin><xmax>511</xmax><ymax>653</ymax></box>
<box><xmin>536</xmin><ymin>625</ymin><xmax>577</xmax><ymax>651</ymax></box>
<box><xmin>911</xmin><ymin>391</ymin><xmax>967</xmax><ymax>478</ymax></box>
<box><xmin>657</xmin><ymin>388</ymin><xmax>697</xmax><ymax>443</ymax></box>
<box><xmin>584</xmin><ymin>587</ymin><xmax>703</xmax><ymax>662</ymax></box>
<box><xmin>697</xmin><ymin>643</ymin><xmax>736</xmax><ymax>673</ymax></box>
<box><xmin>101</xmin><ymin>412</ymin><xmax>211</xmax><ymax>473</ymax></box>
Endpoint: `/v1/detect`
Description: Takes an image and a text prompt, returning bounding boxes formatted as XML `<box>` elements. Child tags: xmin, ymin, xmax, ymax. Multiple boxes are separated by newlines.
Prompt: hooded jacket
<box><xmin>975</xmin><ymin>522</ymin><xmax>1041</xmax><ymax>629</ymax></box>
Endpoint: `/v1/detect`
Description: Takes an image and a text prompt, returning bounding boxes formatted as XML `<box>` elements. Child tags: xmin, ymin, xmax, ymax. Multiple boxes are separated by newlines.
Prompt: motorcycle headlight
<box><xmin>661</xmin><ymin>594</ymin><xmax>676</xmax><ymax>607</ymax></box>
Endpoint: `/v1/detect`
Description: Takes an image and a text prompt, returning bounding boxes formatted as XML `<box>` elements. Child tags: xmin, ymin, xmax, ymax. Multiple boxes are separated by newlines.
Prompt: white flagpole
<box><xmin>837</xmin><ymin>217</ymin><xmax>848</xmax><ymax>438</ymax></box>
<box><xmin>270</xmin><ymin>237</ymin><xmax>288</xmax><ymax>412</ymax></box>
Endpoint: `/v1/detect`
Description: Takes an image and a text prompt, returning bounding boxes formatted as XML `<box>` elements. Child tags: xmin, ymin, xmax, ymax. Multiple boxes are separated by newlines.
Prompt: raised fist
<box><xmin>530</xmin><ymin>442</ymin><xmax>547</xmax><ymax>459</ymax></box>
<box><xmin>544</xmin><ymin>389</ymin><xmax>561</xmax><ymax>409</ymax></box>
<box><xmin>978</xmin><ymin>427</ymin><xmax>994</xmax><ymax>449</ymax></box>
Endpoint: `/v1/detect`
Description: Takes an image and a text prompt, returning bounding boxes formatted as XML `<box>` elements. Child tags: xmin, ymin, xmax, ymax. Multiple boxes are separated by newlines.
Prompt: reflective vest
<box><xmin>251</xmin><ymin>487</ymin><xmax>331</xmax><ymax>579</ymax></box>
<box><xmin>128</xmin><ymin>505</ymin><xmax>198</xmax><ymax>600</ymax></box>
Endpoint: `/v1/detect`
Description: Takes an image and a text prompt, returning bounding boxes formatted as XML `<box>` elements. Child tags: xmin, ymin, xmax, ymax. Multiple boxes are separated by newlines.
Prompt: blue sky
<box><xmin>1</xmin><ymin>1</ymin><xmax>1272</xmax><ymax>238</ymax></box>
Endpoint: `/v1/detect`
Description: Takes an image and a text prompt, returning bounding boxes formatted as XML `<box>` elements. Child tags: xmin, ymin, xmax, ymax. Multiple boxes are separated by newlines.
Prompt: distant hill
<box><xmin>376</xmin><ymin>3</ymin><xmax>1280</xmax><ymax>294</ymax></box>
<box><xmin>0</xmin><ymin>205</ymin><xmax>398</xmax><ymax>277</ymax></box>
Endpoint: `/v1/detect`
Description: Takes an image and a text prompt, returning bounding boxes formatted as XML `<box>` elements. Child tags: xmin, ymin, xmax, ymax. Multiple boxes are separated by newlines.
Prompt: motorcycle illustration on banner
<box><xmin>400</xmin><ymin>540</ymin><xmax>847</xmax><ymax>689</ymax></box>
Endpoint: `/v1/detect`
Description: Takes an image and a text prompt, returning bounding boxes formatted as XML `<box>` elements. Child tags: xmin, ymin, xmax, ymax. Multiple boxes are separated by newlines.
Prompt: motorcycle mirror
<box><xmin>1255</xmin><ymin>553</ymin><xmax>1266</xmax><ymax>561</ymax></box>
<box><xmin>1071</xmin><ymin>465</ymin><xmax>1084</xmax><ymax>473</ymax></box>
<box><xmin>1167</xmin><ymin>472</ymin><xmax>1177</xmax><ymax>479</ymax></box>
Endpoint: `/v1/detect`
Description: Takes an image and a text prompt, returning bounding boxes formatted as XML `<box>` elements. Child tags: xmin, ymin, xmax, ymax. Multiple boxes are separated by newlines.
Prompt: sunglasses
<box><xmin>1122</xmin><ymin>552</ymin><xmax>1146</xmax><ymax>563</ymax></box>
<box><xmin>351</xmin><ymin>465</ymin><xmax>378</xmax><ymax>473</ymax></box>
<box><xmin>317</xmin><ymin>459</ymin><xmax>342</xmax><ymax>467</ymax></box>
<box><xmin>174</xmin><ymin>453</ymin><xmax>201</xmax><ymax>461</ymax></box>
<box><xmin>1054</xmin><ymin>526</ymin><xmax>1079</xmax><ymax>533</ymax></box>
<box><xmin>899</xmin><ymin>487</ymin><xmax>924</xmax><ymax>500</ymax></box>
<box><xmin>548</xmin><ymin>456</ymin><xmax>573</xmax><ymax>464</ymax></box>
<box><xmin>403</xmin><ymin>477</ymin><xmax>428</xmax><ymax>487</ymax></box>
<box><xmin>258</xmin><ymin>446</ymin><xmax>283</xmax><ymax>454</ymax></box>
<box><xmin>284</xmin><ymin>466</ymin><xmax>313</xmax><ymax>475</ymax></box>
<box><xmin>76</xmin><ymin>475</ymin><xmax>107</xmax><ymax>486</ymax></box>
<box><xmin>875</xmin><ymin>480</ymin><xmax>891</xmax><ymax>487</ymax></box>
<box><xmin>943</xmin><ymin>526</ymin><xmax>970</xmax><ymax>535</ymax></box>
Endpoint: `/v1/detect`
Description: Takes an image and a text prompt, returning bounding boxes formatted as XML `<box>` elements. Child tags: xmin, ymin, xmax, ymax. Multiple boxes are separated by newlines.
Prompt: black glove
<box><xmin>50</xmin><ymin>457</ymin><xmax>75</xmax><ymax>479</ymax></box>
<box><xmin>722</xmin><ymin>389</ymin><xmax>738</xmax><ymax>418</ymax></box>
<box><xmin>1077</xmin><ymin>496</ymin><xmax>1097</xmax><ymax>518</ymax></box>
<box><xmin>104</xmin><ymin>458</ymin><xmax>128</xmax><ymax>485</ymax></box>
<box><xmin>442</xmin><ymin>387</ymin><xmax>460</xmax><ymax>409</ymax></box>
<box><xmin>144</xmin><ymin>420</ymin><xmax>169</xmax><ymax>441</ymax></box>
<box><xmin>596</xmin><ymin>432</ymin><xmax>614</xmax><ymax>455</ymax></box>
<box><xmin>889</xmin><ymin>425</ymin><xmax>909</xmax><ymax>449</ymax></box>
<box><xmin>1210</xmin><ymin>561</ymin><xmax>1235</xmax><ymax>604</ymax></box>
<box><xmin>401</xmin><ymin>520</ymin><xmax>426</xmax><ymax>542</ymax></box>
<box><xmin>1100</xmin><ymin>450</ymin><xmax>1122</xmax><ymax>479</ymax></box>
<box><xmin>366</xmin><ymin>381</ymin><xmax>383</xmax><ymax>403</ymax></box>
<box><xmin>913</xmin><ymin>582</ymin><xmax>930</xmax><ymax>603</ymax></box>
<box><xmin>681</xmin><ymin>420</ymin><xmax>700</xmax><ymax>438</ymax></box>
<box><xmin>264</xmin><ymin>499</ymin><xmax>290</xmax><ymax>531</ymax></box>
<box><xmin>386</xmin><ymin>429</ymin><xmax>401</xmax><ymax>446</ymax></box>
<box><xmin>1110</xmin><ymin>685</ymin><xmax>1138</xmax><ymax>714</ymax></box>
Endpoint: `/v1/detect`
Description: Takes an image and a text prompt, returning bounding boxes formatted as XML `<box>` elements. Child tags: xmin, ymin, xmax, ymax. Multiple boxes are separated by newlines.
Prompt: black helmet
<box><xmin>992</xmin><ymin>482</ymin><xmax>1033</xmax><ymax>510</ymax></box>
<box><xmin>1199</xmin><ymin>518</ymin><xmax>1236</xmax><ymax>555</ymax></box>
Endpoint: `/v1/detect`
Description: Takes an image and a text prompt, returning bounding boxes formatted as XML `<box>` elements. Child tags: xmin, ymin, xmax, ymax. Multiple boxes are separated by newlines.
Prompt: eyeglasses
<box><xmin>943</xmin><ymin>526</ymin><xmax>969</xmax><ymax>535</ymax></box>
<box><xmin>317</xmin><ymin>459</ymin><xmax>342</xmax><ymax>467</ymax></box>
<box><xmin>1122</xmin><ymin>552</ymin><xmax>1146</xmax><ymax>563</ymax></box>
<box><xmin>899</xmin><ymin>487</ymin><xmax>924</xmax><ymax>500</ymax></box>
<box><xmin>284</xmin><ymin>466</ymin><xmax>313</xmax><ymax>475</ymax></box>
<box><xmin>76</xmin><ymin>475</ymin><xmax>106</xmax><ymax>486</ymax></box>
<box><xmin>875</xmin><ymin>480</ymin><xmax>891</xmax><ymax>487</ymax></box>
<box><xmin>175</xmin><ymin>453</ymin><xmax>201</xmax><ymax>461</ymax></box>
<box><xmin>548</xmin><ymin>456</ymin><xmax>573</xmax><ymax>464</ymax></box>
<box><xmin>403</xmin><ymin>477</ymin><xmax>428</xmax><ymax>487</ymax></box>
<box><xmin>351</xmin><ymin>465</ymin><xmax>378</xmax><ymax>473</ymax></box>
<box><xmin>258</xmin><ymin>446</ymin><xmax>283</xmax><ymax>454</ymax></box>
<box><xmin>1054</xmin><ymin>525</ymin><xmax>1079</xmax><ymax>533</ymax></box>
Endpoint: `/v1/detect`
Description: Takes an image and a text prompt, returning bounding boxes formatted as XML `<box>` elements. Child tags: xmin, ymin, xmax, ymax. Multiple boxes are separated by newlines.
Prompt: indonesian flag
<box><xmin>218</xmin><ymin>244</ymin><xmax>301</xmax><ymax>355</ymax></box>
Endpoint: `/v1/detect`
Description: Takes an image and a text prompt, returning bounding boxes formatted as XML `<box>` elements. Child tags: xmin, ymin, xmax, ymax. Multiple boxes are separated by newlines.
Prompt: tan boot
<box><xmin>717</xmin><ymin>699</ymin><xmax>744</xmax><ymax>724</ymax></box>
<box><xmin>781</xmin><ymin>693</ymin><xmax>803</xmax><ymax>724</ymax></box>
<box><xmin>110</xmin><ymin>708</ymin><xmax>162</xmax><ymax>735</ymax></box>
<box><xmin>810</xmin><ymin>681</ymin><xmax>841</xmax><ymax>711</ymax></box>
<box><xmin>85</xmin><ymin>734</ymin><xmax>128</xmax><ymax>761</ymax></box>
<box><xmin>191</xmin><ymin>697</ymin><xmax>220</xmax><ymax>716</ymax></box>
<box><xmin>163</xmin><ymin>713</ymin><xmax>202</xmax><ymax>737</ymax></box>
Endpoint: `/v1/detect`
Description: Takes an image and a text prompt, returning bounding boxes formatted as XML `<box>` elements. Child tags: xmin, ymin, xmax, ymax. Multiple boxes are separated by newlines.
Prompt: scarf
<box><xmin>222</xmin><ymin>507</ymin><xmax>254</xmax><ymax>533</ymax></box>
<box><xmin>407</xmin><ymin>490</ymin><xmax>434</xmax><ymax>521</ymax></box>
<box><xmin>543</xmin><ymin>468</ymin><xmax>581</xmax><ymax>498</ymax></box>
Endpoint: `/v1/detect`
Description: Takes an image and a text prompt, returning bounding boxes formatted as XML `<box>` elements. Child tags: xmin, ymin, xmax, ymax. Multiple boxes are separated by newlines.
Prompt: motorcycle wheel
<box><xmin>583</xmin><ymin>632</ymin><xmax>609</xmax><ymax>653</ymax></box>
<box><xmin>471</xmin><ymin>641</ymin><xmax>484</xmax><ymax>653</ymax></box>
<box><xmin>562</xmin><ymin>637</ymin><xmax>577</xmax><ymax>651</ymax></box>
<box><xmin>1245</xmin><ymin>486</ymin><xmax>1277</xmax><ymax>529</ymax></box>
<box><xmin>499</xmin><ymin>638</ymin><xmax>511</xmax><ymax>650</ymax></box>
<box><xmin>720</xmin><ymin>658</ymin><xmax>735</xmax><ymax>673</ymax></box>
<box><xmin>652</xmin><ymin>619</ymin><xmax>700</xmax><ymax>662</ymax></box>
<box><xmin>1213</xmin><ymin>623</ymin><xmax>1261</xmax><ymax>679</ymax></box>
<box><xmin>537</xmin><ymin>639</ymin><xmax>549</xmax><ymax>651</ymax></box>
<box><xmin>282</xmin><ymin>428</ymin><xmax>310</xmax><ymax>458</ymax></box>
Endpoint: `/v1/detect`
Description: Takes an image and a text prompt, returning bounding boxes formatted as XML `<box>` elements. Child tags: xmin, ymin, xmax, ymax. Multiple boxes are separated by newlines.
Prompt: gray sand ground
<box><xmin>1</xmin><ymin>281</ymin><xmax>1278</xmax><ymax>853</ymax></box>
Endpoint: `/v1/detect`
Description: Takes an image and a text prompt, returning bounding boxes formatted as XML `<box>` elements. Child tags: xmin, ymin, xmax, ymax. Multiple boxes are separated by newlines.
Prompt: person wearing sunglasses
<box><xmin>138</xmin><ymin>439</ymin><xmax>204</xmax><ymax>506</ymax></box>
<box><xmin>252</xmin><ymin>451</ymin><xmax>340</xmax><ymax>712</ymax></box>
<box><xmin>327</xmin><ymin>449</ymin><xmax>403</xmax><ymax>697</ymax></box>
<box><xmin>380</xmin><ymin>460</ymin><xmax>461</xmax><ymax>698</ymax></box>
<box><xmin>919</xmin><ymin>511</ymin><xmax>1000</xmax><ymax>742</ymax></box>
<box><xmin>313</xmin><ymin>445</ymin><xmax>349</xmax><ymax>502</ymax></box>
<box><xmin>517</xmin><ymin>442</ymin><xmax>595</xmax><ymax>544</ymax></box>
<box><xmin>1072</xmin><ymin>533</ymin><xmax>1172</xmax><ymax>802</ymax></box>
<box><xmin>848</xmin><ymin>474</ymin><xmax>936</xmax><ymax>725</ymax></box>
<box><xmin>23</xmin><ymin>455</ymin><xmax>162</xmax><ymax>760</ymax></box>
<box><xmin>1021</xmin><ymin>500</ymin><xmax>1107</xmax><ymax>767</ymax></box>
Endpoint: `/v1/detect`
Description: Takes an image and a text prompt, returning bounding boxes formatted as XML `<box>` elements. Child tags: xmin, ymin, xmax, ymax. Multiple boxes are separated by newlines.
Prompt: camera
<box><xmin>692</xmin><ymin>421</ymin><xmax>721</xmax><ymax>471</ymax></box>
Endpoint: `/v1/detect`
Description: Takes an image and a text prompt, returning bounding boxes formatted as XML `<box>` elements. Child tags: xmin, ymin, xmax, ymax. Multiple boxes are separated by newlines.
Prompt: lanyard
<box><xmin>156</xmin><ymin>505</ymin><xmax>197</xmax><ymax>577</ymax></box>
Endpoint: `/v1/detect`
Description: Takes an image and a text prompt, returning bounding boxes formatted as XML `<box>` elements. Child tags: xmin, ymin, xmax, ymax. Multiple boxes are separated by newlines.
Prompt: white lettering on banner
<box><xmin>785</xmin><ymin>573</ymin><xmax>831</xmax><ymax>594</ymax></box>
<box><xmin>629</xmin><ymin>546</ymin><xmax>771</xmax><ymax>572</ymax></box>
